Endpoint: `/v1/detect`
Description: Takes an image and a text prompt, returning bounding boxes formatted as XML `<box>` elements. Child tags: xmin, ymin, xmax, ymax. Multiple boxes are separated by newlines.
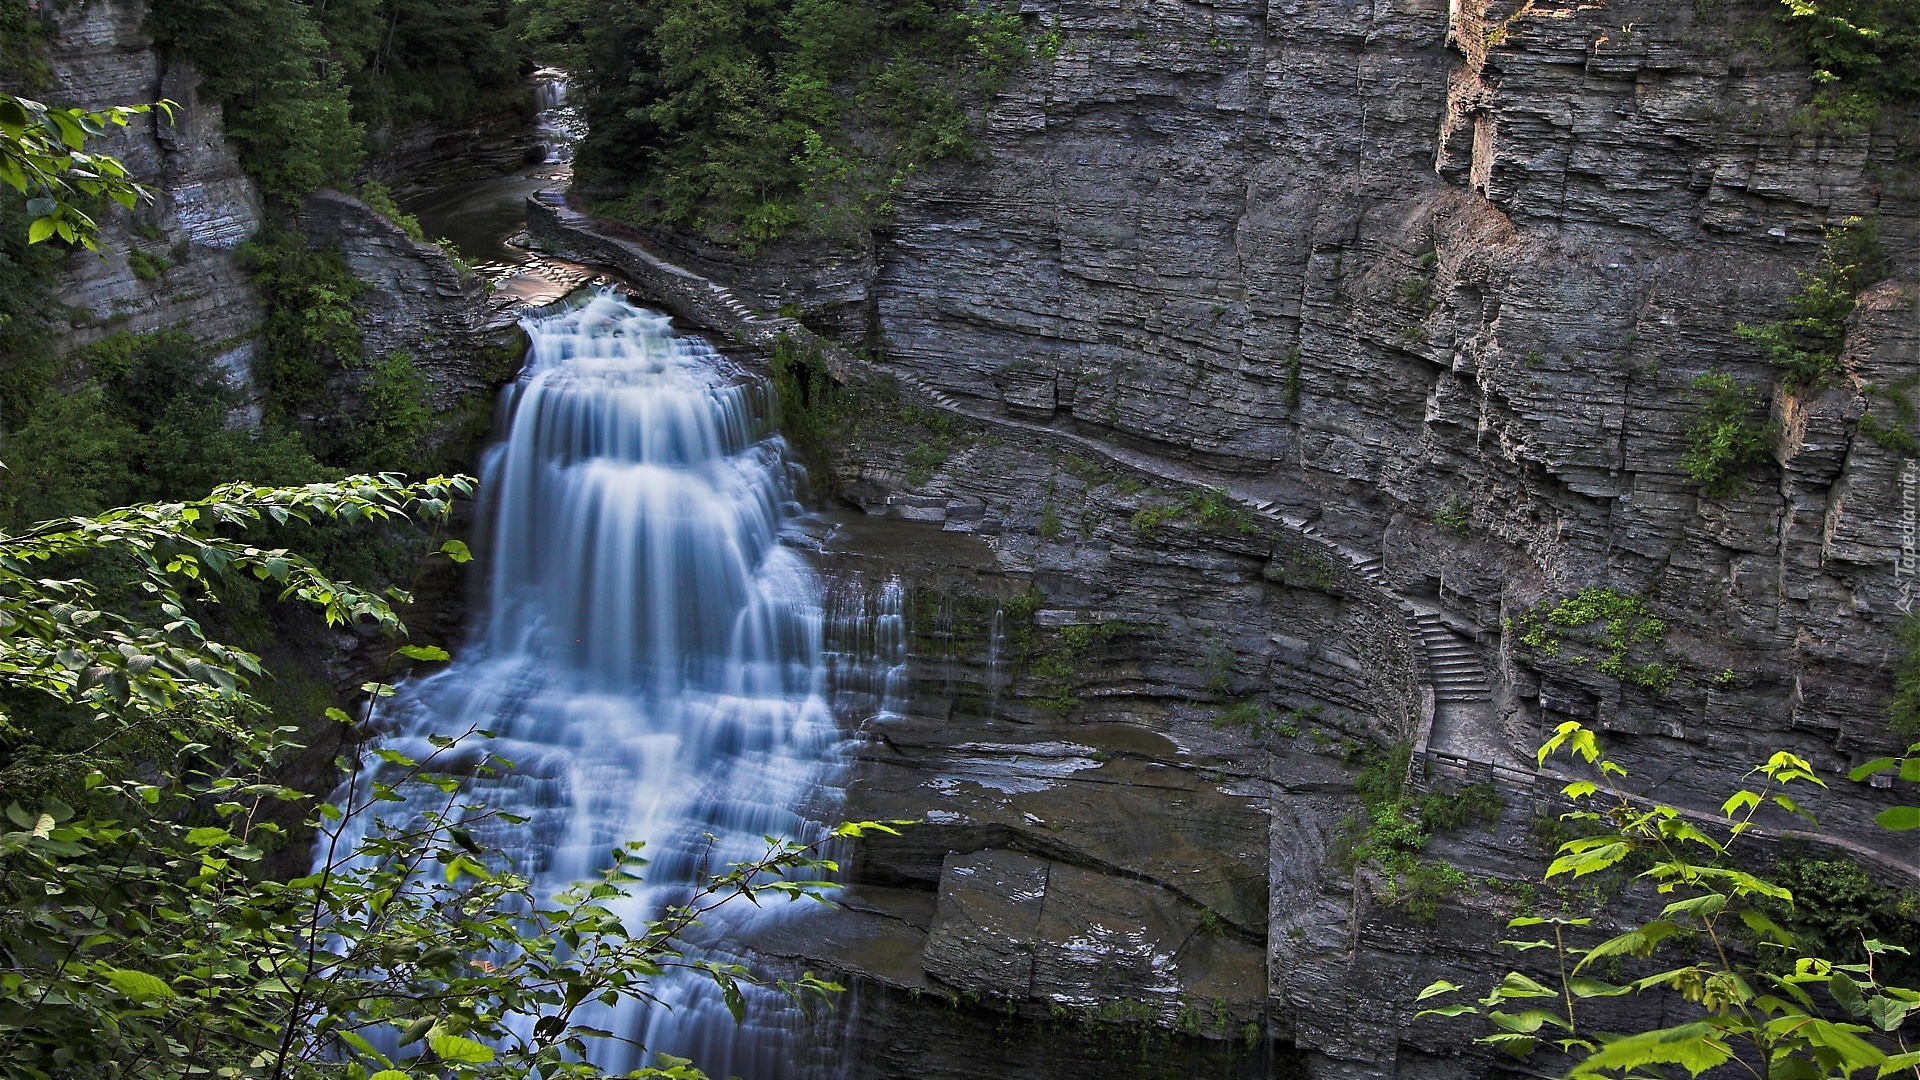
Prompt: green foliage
<box><xmin>1037</xmin><ymin>502</ymin><xmax>1063</xmax><ymax>539</ymax></box>
<box><xmin>0</xmin><ymin>476</ymin><xmax>467</xmax><ymax>755</ymax></box>
<box><xmin>1199</xmin><ymin>638</ymin><xmax>1238</xmax><ymax>695</ymax></box>
<box><xmin>562</xmin><ymin>0</ymin><xmax>1036</xmax><ymax>248</ymax></box>
<box><xmin>353</xmin><ymin>350</ymin><xmax>434</xmax><ymax>472</ymax></box>
<box><xmin>0</xmin><ymin>0</ymin><xmax>52</xmax><ymax>91</ymax></box>
<box><xmin>1212</xmin><ymin>699</ymin><xmax>1284</xmax><ymax>736</ymax></box>
<box><xmin>1421</xmin><ymin>722</ymin><xmax>1920</xmax><ymax>1079</ymax></box>
<box><xmin>765</xmin><ymin>333</ymin><xmax>967</xmax><ymax>493</ymax></box>
<box><xmin>239</xmin><ymin>230</ymin><xmax>368</xmax><ymax>445</ymax></box>
<box><xmin>767</xmin><ymin>334</ymin><xmax>843</xmax><ymax>471</ymax></box>
<box><xmin>0</xmin><ymin>330</ymin><xmax>329</xmax><ymax>528</ymax></box>
<box><xmin>1433</xmin><ymin>493</ymin><xmax>1472</xmax><ymax>537</ymax></box>
<box><xmin>1775</xmin><ymin>0</ymin><xmax>1920</xmax><ymax>125</ymax></box>
<box><xmin>146</xmin><ymin>0</ymin><xmax>531</xmax><ymax>195</ymax></box>
<box><xmin>355</xmin><ymin>181</ymin><xmax>426</xmax><ymax>242</ymax></box>
<box><xmin>1859</xmin><ymin>376</ymin><xmax>1920</xmax><ymax>456</ymax></box>
<box><xmin>1336</xmin><ymin>744</ymin><xmax>1500</xmax><ymax>923</ymax></box>
<box><xmin>903</xmin><ymin>422</ymin><xmax>956</xmax><ymax>487</ymax></box>
<box><xmin>309</xmin><ymin>0</ymin><xmax>532</xmax><ymax>129</ymax></box>
<box><xmin>1851</xmin><ymin>747</ymin><xmax>1920</xmax><ymax>831</ymax></box>
<box><xmin>1680</xmin><ymin>372</ymin><xmax>1776</xmax><ymax>499</ymax></box>
<box><xmin>1736</xmin><ymin>218</ymin><xmax>1889</xmax><ymax>391</ymax></box>
<box><xmin>1271</xmin><ymin>550</ymin><xmax>1337</xmax><ymax>592</ymax></box>
<box><xmin>1028</xmin><ymin>620</ymin><xmax>1131</xmax><ymax>715</ymax></box>
<box><xmin>0</xmin><ymin>192</ymin><xmax>65</xmax><ymax>399</ymax></box>
<box><xmin>0</xmin><ymin>93</ymin><xmax>155</xmax><ymax>248</ymax></box>
<box><xmin>145</xmin><ymin>0</ymin><xmax>363</xmax><ymax>196</ymax></box>
<box><xmin>0</xmin><ymin>478</ymin><xmax>892</xmax><ymax>1079</ymax></box>
<box><xmin>126</xmin><ymin>247</ymin><xmax>169</xmax><ymax>282</ymax></box>
<box><xmin>1512</xmin><ymin>588</ymin><xmax>1676</xmax><ymax>693</ymax></box>
<box><xmin>1283</xmin><ymin>347</ymin><xmax>1303</xmax><ymax>408</ymax></box>
<box><xmin>1886</xmin><ymin>612</ymin><xmax>1920</xmax><ymax>737</ymax></box>
<box><xmin>1131</xmin><ymin>486</ymin><xmax>1258</xmax><ymax>538</ymax></box>
<box><xmin>1764</xmin><ymin>858</ymin><xmax>1920</xmax><ymax>985</ymax></box>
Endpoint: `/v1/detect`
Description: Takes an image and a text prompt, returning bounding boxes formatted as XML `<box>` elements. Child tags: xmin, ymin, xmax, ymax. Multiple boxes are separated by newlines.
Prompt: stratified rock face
<box><xmin>587</xmin><ymin>0</ymin><xmax>1920</xmax><ymax>1074</ymax></box>
<box><xmin>42</xmin><ymin>0</ymin><xmax>265</xmax><ymax>383</ymax></box>
<box><xmin>300</xmin><ymin>190</ymin><xmax>524</xmax><ymax>419</ymax></box>
<box><xmin>863</xmin><ymin>0</ymin><xmax>1920</xmax><ymax>748</ymax></box>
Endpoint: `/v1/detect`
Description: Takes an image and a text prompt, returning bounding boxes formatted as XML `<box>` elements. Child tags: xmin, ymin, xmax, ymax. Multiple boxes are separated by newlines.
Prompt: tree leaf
<box><xmin>396</xmin><ymin>644</ymin><xmax>450</xmax><ymax>662</ymax></box>
<box><xmin>1850</xmin><ymin>757</ymin><xmax>1898</xmax><ymax>782</ymax></box>
<box><xmin>1496</xmin><ymin>972</ymin><xmax>1558</xmax><ymax>1000</ymax></box>
<box><xmin>1569</xmin><ymin>1021</ymin><xmax>1732</xmax><ymax>1077</ymax></box>
<box><xmin>1874</xmin><ymin>806</ymin><xmax>1920</xmax><ymax>831</ymax></box>
<box><xmin>427</xmin><ymin>1034</ymin><xmax>494</xmax><ymax>1064</ymax></box>
<box><xmin>102</xmin><ymin>967</ymin><xmax>176</xmax><ymax>1002</ymax></box>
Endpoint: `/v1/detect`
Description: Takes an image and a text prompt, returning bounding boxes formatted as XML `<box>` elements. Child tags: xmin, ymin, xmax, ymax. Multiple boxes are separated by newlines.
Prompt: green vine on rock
<box><xmin>1509</xmin><ymin>588</ymin><xmax>1677</xmax><ymax>693</ymax></box>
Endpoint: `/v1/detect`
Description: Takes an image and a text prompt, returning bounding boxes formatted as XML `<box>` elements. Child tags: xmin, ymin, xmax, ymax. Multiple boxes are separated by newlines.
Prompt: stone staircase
<box><xmin>1418</xmin><ymin>615</ymin><xmax>1491</xmax><ymax>706</ymax></box>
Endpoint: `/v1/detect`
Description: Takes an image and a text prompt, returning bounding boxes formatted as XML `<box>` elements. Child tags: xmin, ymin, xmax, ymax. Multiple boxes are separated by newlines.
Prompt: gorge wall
<box><xmin>36</xmin><ymin>0</ymin><xmax>518</xmax><ymax>427</ymax></box>
<box><xmin>747</xmin><ymin>0</ymin><xmax>1920</xmax><ymax>770</ymax></box>
<box><xmin>536</xmin><ymin>0</ymin><xmax>1920</xmax><ymax>1075</ymax></box>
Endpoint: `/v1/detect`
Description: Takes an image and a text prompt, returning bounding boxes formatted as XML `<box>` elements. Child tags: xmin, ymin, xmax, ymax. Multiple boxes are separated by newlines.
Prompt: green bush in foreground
<box><xmin>1420</xmin><ymin>721</ymin><xmax>1920</xmax><ymax>1077</ymax></box>
<box><xmin>0</xmin><ymin>476</ymin><xmax>889</xmax><ymax>1079</ymax></box>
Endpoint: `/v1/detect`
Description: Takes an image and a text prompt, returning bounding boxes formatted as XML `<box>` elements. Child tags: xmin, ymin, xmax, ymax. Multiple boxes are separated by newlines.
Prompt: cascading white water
<box><xmin>324</xmin><ymin>290</ymin><xmax>860</xmax><ymax>1077</ymax></box>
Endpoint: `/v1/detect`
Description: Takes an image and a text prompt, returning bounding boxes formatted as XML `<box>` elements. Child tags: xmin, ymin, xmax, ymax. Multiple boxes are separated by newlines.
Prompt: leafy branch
<box><xmin>0</xmin><ymin>93</ymin><xmax>163</xmax><ymax>249</ymax></box>
<box><xmin>1419</xmin><ymin>722</ymin><xmax>1920</xmax><ymax>1078</ymax></box>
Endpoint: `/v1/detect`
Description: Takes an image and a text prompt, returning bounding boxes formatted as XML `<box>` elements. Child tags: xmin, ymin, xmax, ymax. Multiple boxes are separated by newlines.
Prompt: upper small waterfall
<box><xmin>323</xmin><ymin>290</ymin><xmax>860</xmax><ymax>1077</ymax></box>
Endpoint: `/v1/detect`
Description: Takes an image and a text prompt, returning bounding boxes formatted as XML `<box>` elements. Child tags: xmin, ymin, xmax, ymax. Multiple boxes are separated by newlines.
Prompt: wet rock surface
<box><xmin>42</xmin><ymin>0</ymin><xmax>266</xmax><ymax>380</ymax></box>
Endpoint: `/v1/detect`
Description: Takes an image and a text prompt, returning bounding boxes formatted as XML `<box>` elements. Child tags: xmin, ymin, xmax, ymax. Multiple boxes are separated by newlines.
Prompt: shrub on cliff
<box><xmin>146</xmin><ymin>0</ymin><xmax>364</xmax><ymax>196</ymax></box>
<box><xmin>1776</xmin><ymin>0</ymin><xmax>1920</xmax><ymax>126</ymax></box>
<box><xmin>146</xmin><ymin>0</ymin><xmax>531</xmax><ymax>196</ymax></box>
<box><xmin>1736</xmin><ymin>218</ymin><xmax>1889</xmax><ymax>392</ymax></box>
<box><xmin>1681</xmin><ymin>373</ymin><xmax>1776</xmax><ymax>500</ymax></box>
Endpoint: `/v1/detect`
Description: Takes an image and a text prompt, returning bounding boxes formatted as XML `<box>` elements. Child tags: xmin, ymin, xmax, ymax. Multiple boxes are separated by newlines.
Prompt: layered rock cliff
<box><xmin>534</xmin><ymin>0</ymin><xmax>1920</xmax><ymax>1075</ymax></box>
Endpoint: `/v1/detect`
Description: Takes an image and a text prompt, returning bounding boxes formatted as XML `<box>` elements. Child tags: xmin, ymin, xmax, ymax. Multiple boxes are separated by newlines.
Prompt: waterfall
<box><xmin>530</xmin><ymin>68</ymin><xmax>583</xmax><ymax>165</ymax></box>
<box><xmin>322</xmin><ymin>290</ymin><xmax>859</xmax><ymax>1077</ymax></box>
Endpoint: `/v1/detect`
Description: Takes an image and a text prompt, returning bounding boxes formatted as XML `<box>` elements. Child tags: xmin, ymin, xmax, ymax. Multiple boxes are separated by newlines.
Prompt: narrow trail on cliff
<box><xmin>521</xmin><ymin>194</ymin><xmax>1920</xmax><ymax>884</ymax></box>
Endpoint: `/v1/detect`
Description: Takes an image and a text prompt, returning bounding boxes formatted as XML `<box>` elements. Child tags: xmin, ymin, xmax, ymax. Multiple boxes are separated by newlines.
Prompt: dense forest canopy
<box><xmin>144</xmin><ymin>0</ymin><xmax>532</xmax><ymax>195</ymax></box>
<box><xmin>533</xmin><ymin>0</ymin><xmax>1037</xmax><ymax>248</ymax></box>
